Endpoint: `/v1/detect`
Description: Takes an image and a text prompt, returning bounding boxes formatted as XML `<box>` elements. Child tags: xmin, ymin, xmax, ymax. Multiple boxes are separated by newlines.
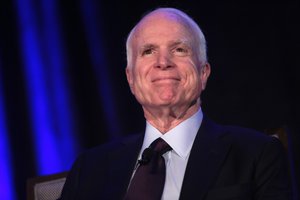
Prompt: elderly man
<box><xmin>60</xmin><ymin>8</ymin><xmax>291</xmax><ymax>200</ymax></box>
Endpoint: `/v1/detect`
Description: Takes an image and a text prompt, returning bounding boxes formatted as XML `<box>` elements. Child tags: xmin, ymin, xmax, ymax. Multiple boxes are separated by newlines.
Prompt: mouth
<box><xmin>151</xmin><ymin>77</ymin><xmax>181</xmax><ymax>83</ymax></box>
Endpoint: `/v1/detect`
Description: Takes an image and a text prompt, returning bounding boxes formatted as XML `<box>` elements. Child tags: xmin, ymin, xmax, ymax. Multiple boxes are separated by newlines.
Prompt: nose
<box><xmin>155</xmin><ymin>52</ymin><xmax>174</xmax><ymax>70</ymax></box>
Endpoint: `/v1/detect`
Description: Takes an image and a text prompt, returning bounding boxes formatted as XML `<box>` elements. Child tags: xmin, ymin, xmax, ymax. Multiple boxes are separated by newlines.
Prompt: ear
<box><xmin>126</xmin><ymin>67</ymin><xmax>135</xmax><ymax>94</ymax></box>
<box><xmin>200</xmin><ymin>62</ymin><xmax>211</xmax><ymax>90</ymax></box>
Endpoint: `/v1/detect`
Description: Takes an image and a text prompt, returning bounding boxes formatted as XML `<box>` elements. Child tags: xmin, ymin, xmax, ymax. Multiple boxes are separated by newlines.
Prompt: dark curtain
<box><xmin>0</xmin><ymin>1</ymin><xmax>299</xmax><ymax>199</ymax></box>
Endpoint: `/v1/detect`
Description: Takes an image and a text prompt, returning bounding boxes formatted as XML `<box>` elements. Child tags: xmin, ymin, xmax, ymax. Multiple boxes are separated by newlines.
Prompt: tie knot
<box><xmin>151</xmin><ymin>138</ymin><xmax>172</xmax><ymax>155</ymax></box>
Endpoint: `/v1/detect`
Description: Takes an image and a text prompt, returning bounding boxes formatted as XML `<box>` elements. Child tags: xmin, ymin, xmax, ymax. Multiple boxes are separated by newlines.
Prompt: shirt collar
<box><xmin>142</xmin><ymin>108</ymin><xmax>203</xmax><ymax>159</ymax></box>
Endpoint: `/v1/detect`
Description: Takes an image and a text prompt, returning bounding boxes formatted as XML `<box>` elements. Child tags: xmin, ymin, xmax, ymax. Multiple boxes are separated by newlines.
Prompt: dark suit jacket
<box><xmin>60</xmin><ymin>117</ymin><xmax>291</xmax><ymax>199</ymax></box>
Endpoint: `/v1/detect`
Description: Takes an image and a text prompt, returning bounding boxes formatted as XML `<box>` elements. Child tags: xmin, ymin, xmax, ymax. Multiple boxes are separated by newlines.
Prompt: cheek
<box><xmin>185</xmin><ymin>74</ymin><xmax>201</xmax><ymax>95</ymax></box>
<box><xmin>182</xmin><ymin>59</ymin><xmax>201</xmax><ymax>85</ymax></box>
<box><xmin>132</xmin><ymin>69</ymin><xmax>147</xmax><ymax>88</ymax></box>
<box><xmin>180</xmin><ymin>64</ymin><xmax>202</xmax><ymax>98</ymax></box>
<box><xmin>130</xmin><ymin>66</ymin><xmax>152</xmax><ymax>99</ymax></box>
<box><xmin>133</xmin><ymin>59</ymin><xmax>155</xmax><ymax>84</ymax></box>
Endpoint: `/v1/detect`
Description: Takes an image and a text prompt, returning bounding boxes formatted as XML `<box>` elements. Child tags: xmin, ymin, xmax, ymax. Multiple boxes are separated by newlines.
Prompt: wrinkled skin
<box><xmin>126</xmin><ymin>11</ymin><xmax>210</xmax><ymax>133</ymax></box>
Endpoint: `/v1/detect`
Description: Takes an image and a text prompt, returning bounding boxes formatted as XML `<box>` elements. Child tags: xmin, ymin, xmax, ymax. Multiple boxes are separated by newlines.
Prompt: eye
<box><xmin>142</xmin><ymin>48</ymin><xmax>154</xmax><ymax>56</ymax></box>
<box><xmin>173</xmin><ymin>46</ymin><xmax>189</xmax><ymax>56</ymax></box>
<box><xmin>176</xmin><ymin>47</ymin><xmax>187</xmax><ymax>52</ymax></box>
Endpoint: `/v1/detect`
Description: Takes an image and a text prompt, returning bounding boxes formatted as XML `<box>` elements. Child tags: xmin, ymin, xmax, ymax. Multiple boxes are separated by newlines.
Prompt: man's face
<box><xmin>126</xmin><ymin>13</ymin><xmax>210</xmax><ymax>111</ymax></box>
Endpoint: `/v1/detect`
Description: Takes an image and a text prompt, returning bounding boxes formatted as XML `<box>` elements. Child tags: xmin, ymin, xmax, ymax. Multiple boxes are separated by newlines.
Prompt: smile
<box><xmin>151</xmin><ymin>77</ymin><xmax>181</xmax><ymax>82</ymax></box>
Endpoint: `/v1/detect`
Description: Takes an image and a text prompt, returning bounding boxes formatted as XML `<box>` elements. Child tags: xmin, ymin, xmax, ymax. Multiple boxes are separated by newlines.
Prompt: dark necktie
<box><xmin>124</xmin><ymin>138</ymin><xmax>172</xmax><ymax>200</ymax></box>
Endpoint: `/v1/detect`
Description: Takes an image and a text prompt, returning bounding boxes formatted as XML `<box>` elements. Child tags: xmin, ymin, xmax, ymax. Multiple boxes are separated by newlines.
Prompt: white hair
<box><xmin>126</xmin><ymin>8</ymin><xmax>207</xmax><ymax>68</ymax></box>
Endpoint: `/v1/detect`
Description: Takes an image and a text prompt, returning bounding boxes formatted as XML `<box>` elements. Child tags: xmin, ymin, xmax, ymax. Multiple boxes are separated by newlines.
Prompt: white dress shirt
<box><xmin>137</xmin><ymin>108</ymin><xmax>203</xmax><ymax>200</ymax></box>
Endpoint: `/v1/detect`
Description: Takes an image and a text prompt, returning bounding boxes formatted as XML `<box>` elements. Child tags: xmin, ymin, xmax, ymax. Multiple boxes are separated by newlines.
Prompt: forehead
<box><xmin>132</xmin><ymin>12</ymin><xmax>193</xmax><ymax>45</ymax></box>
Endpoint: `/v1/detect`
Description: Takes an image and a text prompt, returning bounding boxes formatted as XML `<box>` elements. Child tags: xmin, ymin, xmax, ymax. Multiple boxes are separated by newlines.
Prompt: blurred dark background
<box><xmin>0</xmin><ymin>0</ymin><xmax>299</xmax><ymax>199</ymax></box>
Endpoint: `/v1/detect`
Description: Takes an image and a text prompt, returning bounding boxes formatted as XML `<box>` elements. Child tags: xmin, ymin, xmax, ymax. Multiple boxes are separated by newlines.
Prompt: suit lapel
<box><xmin>179</xmin><ymin>117</ymin><xmax>232</xmax><ymax>200</ymax></box>
<box><xmin>106</xmin><ymin>134</ymin><xmax>144</xmax><ymax>199</ymax></box>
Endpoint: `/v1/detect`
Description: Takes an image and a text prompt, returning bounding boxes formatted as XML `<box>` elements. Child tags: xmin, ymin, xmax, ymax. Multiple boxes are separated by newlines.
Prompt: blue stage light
<box><xmin>0</xmin><ymin>57</ymin><xmax>16</xmax><ymax>200</ymax></box>
<box><xmin>16</xmin><ymin>0</ymin><xmax>77</xmax><ymax>175</ymax></box>
<box><xmin>80</xmin><ymin>0</ymin><xmax>121</xmax><ymax>139</ymax></box>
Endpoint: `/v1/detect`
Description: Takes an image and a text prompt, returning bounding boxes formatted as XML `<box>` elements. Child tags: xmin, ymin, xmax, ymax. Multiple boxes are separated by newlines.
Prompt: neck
<box><xmin>143</xmin><ymin>99</ymin><xmax>200</xmax><ymax>133</ymax></box>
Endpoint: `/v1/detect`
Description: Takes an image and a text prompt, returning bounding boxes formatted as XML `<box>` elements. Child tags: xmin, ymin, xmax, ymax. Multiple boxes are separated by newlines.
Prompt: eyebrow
<box><xmin>138</xmin><ymin>39</ymin><xmax>192</xmax><ymax>53</ymax></box>
<box><xmin>169</xmin><ymin>40</ymin><xmax>191</xmax><ymax>48</ymax></box>
<box><xmin>141</xmin><ymin>40</ymin><xmax>190</xmax><ymax>48</ymax></box>
<box><xmin>139</xmin><ymin>44</ymin><xmax>157</xmax><ymax>51</ymax></box>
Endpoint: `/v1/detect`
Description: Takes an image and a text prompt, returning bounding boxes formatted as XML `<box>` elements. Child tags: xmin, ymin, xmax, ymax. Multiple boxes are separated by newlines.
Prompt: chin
<box><xmin>154</xmin><ymin>99</ymin><xmax>177</xmax><ymax>107</ymax></box>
